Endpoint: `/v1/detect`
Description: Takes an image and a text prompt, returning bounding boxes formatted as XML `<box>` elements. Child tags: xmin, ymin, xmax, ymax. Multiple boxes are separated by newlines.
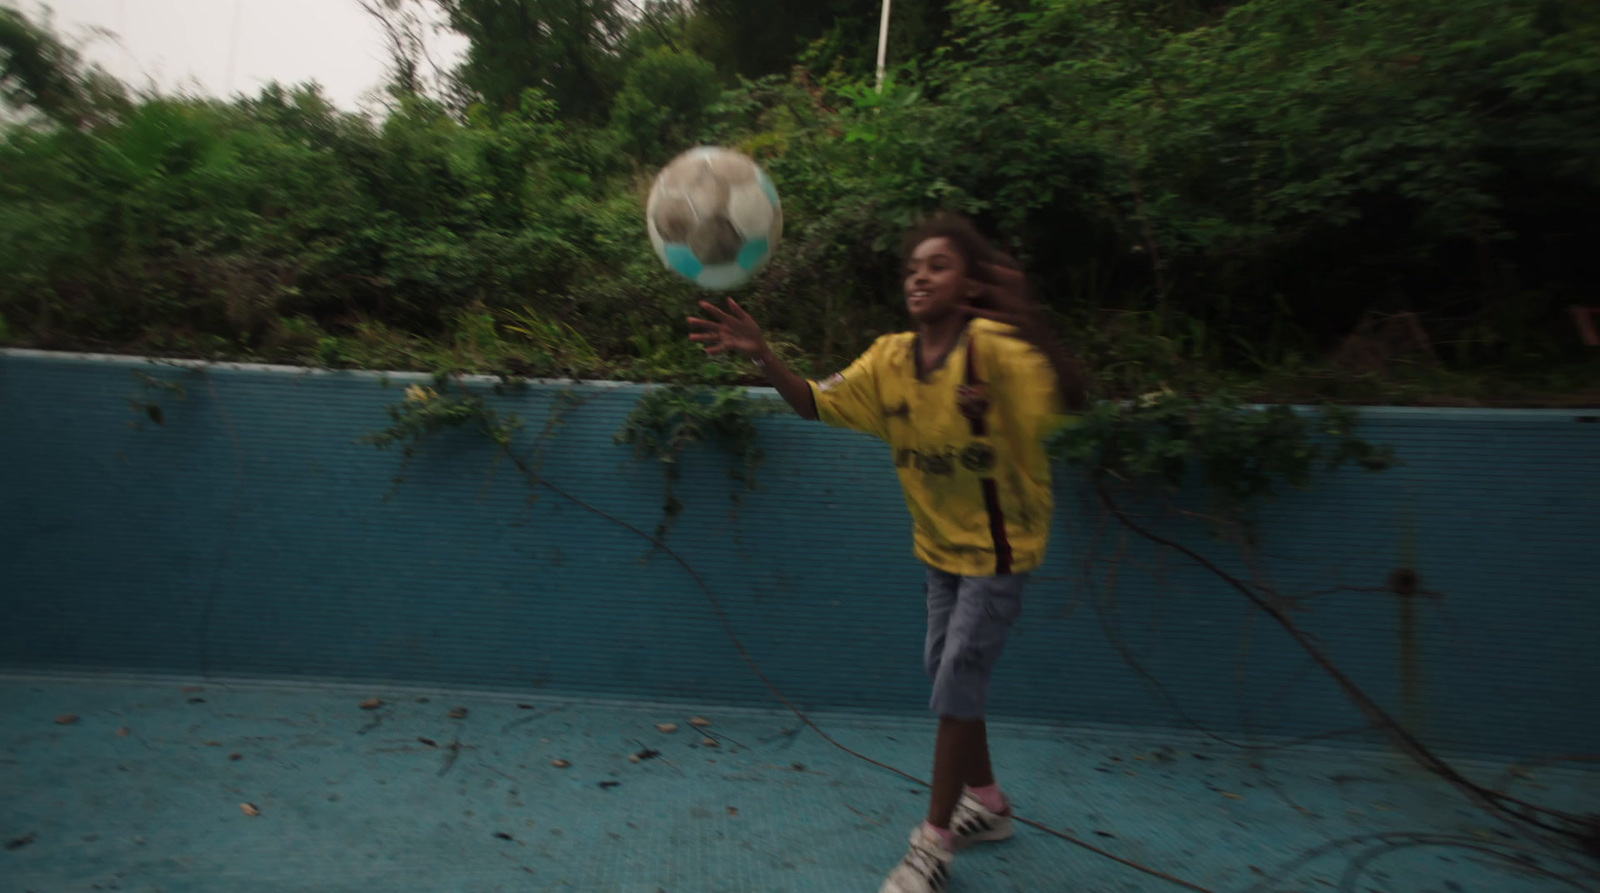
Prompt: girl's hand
<box><xmin>688</xmin><ymin>298</ymin><xmax>767</xmax><ymax>357</ymax></box>
<box><xmin>966</xmin><ymin>256</ymin><xmax>1091</xmax><ymax>412</ymax></box>
<box><xmin>964</xmin><ymin>258</ymin><xmax>1042</xmax><ymax>329</ymax></box>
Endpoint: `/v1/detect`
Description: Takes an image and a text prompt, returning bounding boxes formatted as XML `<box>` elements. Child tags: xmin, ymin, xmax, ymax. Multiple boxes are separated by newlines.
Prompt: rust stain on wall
<box><xmin>1395</xmin><ymin>495</ymin><xmax>1424</xmax><ymax>737</ymax></box>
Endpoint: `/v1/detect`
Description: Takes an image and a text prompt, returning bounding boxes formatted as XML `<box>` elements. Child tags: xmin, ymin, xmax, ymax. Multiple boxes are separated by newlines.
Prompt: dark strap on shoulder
<box><xmin>964</xmin><ymin>335</ymin><xmax>986</xmax><ymax>437</ymax></box>
<box><xmin>964</xmin><ymin>331</ymin><xmax>1012</xmax><ymax>574</ymax></box>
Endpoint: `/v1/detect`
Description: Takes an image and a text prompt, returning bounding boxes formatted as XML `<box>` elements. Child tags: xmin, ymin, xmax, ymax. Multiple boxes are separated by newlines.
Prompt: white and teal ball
<box><xmin>646</xmin><ymin>146</ymin><xmax>783</xmax><ymax>290</ymax></box>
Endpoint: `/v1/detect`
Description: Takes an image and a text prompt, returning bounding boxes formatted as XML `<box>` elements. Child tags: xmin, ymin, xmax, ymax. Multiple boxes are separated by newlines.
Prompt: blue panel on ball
<box><xmin>736</xmin><ymin>238</ymin><xmax>770</xmax><ymax>271</ymax></box>
<box><xmin>756</xmin><ymin>171</ymin><xmax>781</xmax><ymax>208</ymax></box>
<box><xmin>663</xmin><ymin>243</ymin><xmax>703</xmax><ymax>280</ymax></box>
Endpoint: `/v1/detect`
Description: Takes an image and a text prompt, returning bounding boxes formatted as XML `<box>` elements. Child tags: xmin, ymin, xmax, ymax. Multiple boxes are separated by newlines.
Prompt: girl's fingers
<box><xmin>981</xmin><ymin>265</ymin><xmax>1034</xmax><ymax>306</ymax></box>
<box><xmin>687</xmin><ymin>316</ymin><xmax>718</xmax><ymax>329</ymax></box>
<box><xmin>697</xmin><ymin>300</ymin><xmax>733</xmax><ymax>322</ymax></box>
<box><xmin>985</xmin><ymin>261</ymin><xmax>1026</xmax><ymax>282</ymax></box>
<box><xmin>727</xmin><ymin>298</ymin><xmax>755</xmax><ymax>323</ymax></box>
<box><xmin>982</xmin><ymin>279</ymin><xmax>1028</xmax><ymax>302</ymax></box>
<box><xmin>688</xmin><ymin>332</ymin><xmax>719</xmax><ymax>343</ymax></box>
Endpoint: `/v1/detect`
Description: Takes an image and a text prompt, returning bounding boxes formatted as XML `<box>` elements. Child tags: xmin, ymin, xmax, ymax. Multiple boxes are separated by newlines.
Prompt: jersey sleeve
<box><xmin>808</xmin><ymin>337</ymin><xmax>890</xmax><ymax>440</ymax></box>
<box><xmin>988</xmin><ymin>331</ymin><xmax>1075</xmax><ymax>444</ymax></box>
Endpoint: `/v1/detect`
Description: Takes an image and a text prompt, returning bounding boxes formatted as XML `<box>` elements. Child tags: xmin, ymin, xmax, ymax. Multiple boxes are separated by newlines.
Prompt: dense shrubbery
<box><xmin>1</xmin><ymin>0</ymin><xmax>1597</xmax><ymax>402</ymax></box>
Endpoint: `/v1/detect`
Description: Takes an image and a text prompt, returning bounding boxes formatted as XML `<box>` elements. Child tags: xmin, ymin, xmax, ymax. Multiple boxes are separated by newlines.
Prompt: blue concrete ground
<box><xmin>2</xmin><ymin>675</ymin><xmax>1595</xmax><ymax>893</ymax></box>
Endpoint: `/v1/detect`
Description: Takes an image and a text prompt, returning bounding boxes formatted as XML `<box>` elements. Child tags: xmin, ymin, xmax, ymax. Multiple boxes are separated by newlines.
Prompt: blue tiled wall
<box><xmin>2</xmin><ymin>350</ymin><xmax>1596</xmax><ymax>758</ymax></box>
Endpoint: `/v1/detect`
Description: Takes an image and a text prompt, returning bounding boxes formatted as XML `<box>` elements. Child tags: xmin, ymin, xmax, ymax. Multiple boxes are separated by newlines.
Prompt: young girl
<box><xmin>687</xmin><ymin>214</ymin><xmax>1087</xmax><ymax>893</ymax></box>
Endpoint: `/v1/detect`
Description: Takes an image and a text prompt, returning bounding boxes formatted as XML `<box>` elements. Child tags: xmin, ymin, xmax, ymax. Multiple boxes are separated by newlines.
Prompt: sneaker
<box><xmin>949</xmin><ymin>790</ymin><xmax>1014</xmax><ymax>849</ymax></box>
<box><xmin>878</xmin><ymin>824</ymin><xmax>954</xmax><ymax>893</ymax></box>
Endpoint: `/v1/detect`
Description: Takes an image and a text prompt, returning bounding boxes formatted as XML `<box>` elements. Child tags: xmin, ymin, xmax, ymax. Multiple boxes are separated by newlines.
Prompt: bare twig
<box><xmin>1097</xmin><ymin>476</ymin><xmax>1600</xmax><ymax>857</ymax></box>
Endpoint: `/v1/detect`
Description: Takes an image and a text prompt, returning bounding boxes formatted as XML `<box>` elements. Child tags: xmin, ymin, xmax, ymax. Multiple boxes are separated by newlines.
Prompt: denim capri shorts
<box><xmin>924</xmin><ymin>567</ymin><xmax>1026</xmax><ymax>720</ymax></box>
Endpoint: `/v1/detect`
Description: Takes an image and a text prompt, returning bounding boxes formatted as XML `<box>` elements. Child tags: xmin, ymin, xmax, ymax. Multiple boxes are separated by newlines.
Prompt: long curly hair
<box><xmin>898</xmin><ymin>213</ymin><xmax>1021</xmax><ymax>295</ymax></box>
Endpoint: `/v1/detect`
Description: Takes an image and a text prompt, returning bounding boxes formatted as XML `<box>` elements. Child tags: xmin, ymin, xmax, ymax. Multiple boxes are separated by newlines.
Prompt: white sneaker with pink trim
<box><xmin>949</xmin><ymin>789</ymin><xmax>1015</xmax><ymax>849</ymax></box>
<box><xmin>878</xmin><ymin>823</ymin><xmax>954</xmax><ymax>893</ymax></box>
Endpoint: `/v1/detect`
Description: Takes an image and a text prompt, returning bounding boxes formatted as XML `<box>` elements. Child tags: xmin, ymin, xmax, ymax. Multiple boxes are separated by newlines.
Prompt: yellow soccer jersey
<box><xmin>807</xmin><ymin>318</ymin><xmax>1073</xmax><ymax>576</ymax></box>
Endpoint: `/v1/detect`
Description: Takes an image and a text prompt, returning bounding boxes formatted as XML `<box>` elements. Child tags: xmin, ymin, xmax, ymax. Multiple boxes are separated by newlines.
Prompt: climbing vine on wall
<box><xmin>1049</xmin><ymin>388</ymin><xmax>1402</xmax><ymax>738</ymax></box>
<box><xmin>366</xmin><ymin>374</ymin><xmax>1397</xmax><ymax>543</ymax></box>
<box><xmin>126</xmin><ymin>369</ymin><xmax>190</xmax><ymax>429</ymax></box>
<box><xmin>1053</xmin><ymin>389</ymin><xmax>1397</xmax><ymax>525</ymax></box>
<box><xmin>364</xmin><ymin>376</ymin><xmax>782</xmax><ymax>540</ymax></box>
<box><xmin>363</xmin><ymin>375</ymin><xmax>524</xmax><ymax>453</ymax></box>
<box><xmin>614</xmin><ymin>385</ymin><xmax>783</xmax><ymax>538</ymax></box>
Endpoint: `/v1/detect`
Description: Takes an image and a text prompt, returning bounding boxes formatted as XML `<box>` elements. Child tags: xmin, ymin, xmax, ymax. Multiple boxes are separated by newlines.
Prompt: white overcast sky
<box><xmin>15</xmin><ymin>0</ymin><xmax>467</xmax><ymax>111</ymax></box>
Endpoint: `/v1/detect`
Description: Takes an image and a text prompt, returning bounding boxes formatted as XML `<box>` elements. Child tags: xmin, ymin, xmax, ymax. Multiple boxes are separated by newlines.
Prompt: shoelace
<box><xmin>951</xmin><ymin>796</ymin><xmax>1004</xmax><ymax>836</ymax></box>
<box><xmin>951</xmin><ymin>803</ymin><xmax>986</xmax><ymax>836</ymax></box>
<box><xmin>901</xmin><ymin>839</ymin><xmax>949</xmax><ymax>884</ymax></box>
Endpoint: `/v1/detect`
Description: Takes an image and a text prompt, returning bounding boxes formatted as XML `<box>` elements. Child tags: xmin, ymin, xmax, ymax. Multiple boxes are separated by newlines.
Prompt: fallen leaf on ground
<box><xmin>726</xmin><ymin>807</ymin><xmax>739</xmax><ymax>817</ymax></box>
<box><xmin>229</xmin><ymin>753</ymin><xmax>243</xmax><ymax>761</ymax></box>
<box><xmin>116</xmin><ymin>727</ymin><xmax>130</xmax><ymax>737</ymax></box>
<box><xmin>494</xmin><ymin>832</ymin><xmax>513</xmax><ymax>840</ymax></box>
<box><xmin>55</xmin><ymin>714</ymin><xmax>79</xmax><ymax>725</ymax></box>
<box><xmin>417</xmin><ymin>737</ymin><xmax>438</xmax><ymax>747</ymax></box>
<box><xmin>5</xmin><ymin>832</ymin><xmax>36</xmax><ymax>851</ymax></box>
<box><xmin>517</xmin><ymin>703</ymin><xmax>535</xmax><ymax>710</ymax></box>
<box><xmin>690</xmin><ymin>717</ymin><xmax>711</xmax><ymax>727</ymax></box>
<box><xmin>447</xmin><ymin>707</ymin><xmax>468</xmax><ymax>720</ymax></box>
<box><xmin>550</xmin><ymin>759</ymin><xmax>571</xmax><ymax>769</ymax></box>
<box><xmin>360</xmin><ymin>698</ymin><xmax>383</xmax><ymax>710</ymax></box>
<box><xmin>598</xmin><ymin>781</ymin><xmax>620</xmax><ymax>790</ymax></box>
<box><xmin>701</xmin><ymin>737</ymin><xmax>718</xmax><ymax>748</ymax></box>
<box><xmin>240</xmin><ymin>803</ymin><xmax>261</xmax><ymax>816</ymax></box>
<box><xmin>1221</xmin><ymin>791</ymin><xmax>1244</xmax><ymax>800</ymax></box>
<box><xmin>656</xmin><ymin>723</ymin><xmax>677</xmax><ymax>734</ymax></box>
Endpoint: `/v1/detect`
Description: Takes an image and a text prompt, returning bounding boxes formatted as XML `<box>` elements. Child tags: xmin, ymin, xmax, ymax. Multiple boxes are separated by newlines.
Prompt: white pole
<box><xmin>876</xmin><ymin>0</ymin><xmax>892</xmax><ymax>92</ymax></box>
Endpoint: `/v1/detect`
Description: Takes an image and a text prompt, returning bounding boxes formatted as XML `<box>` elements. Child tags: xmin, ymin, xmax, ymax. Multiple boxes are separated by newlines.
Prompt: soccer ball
<box><xmin>646</xmin><ymin>146</ymin><xmax>783</xmax><ymax>290</ymax></box>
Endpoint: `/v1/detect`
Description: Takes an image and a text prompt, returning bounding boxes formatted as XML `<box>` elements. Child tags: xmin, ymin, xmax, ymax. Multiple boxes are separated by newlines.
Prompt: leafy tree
<box><xmin>685</xmin><ymin>0</ymin><xmax>955</xmax><ymax>81</ymax></box>
<box><xmin>608</xmin><ymin>46</ymin><xmax>721</xmax><ymax>163</ymax></box>
<box><xmin>435</xmin><ymin>0</ymin><xmax>627</xmax><ymax>120</ymax></box>
<box><xmin>830</xmin><ymin>0</ymin><xmax>1600</xmax><ymax>370</ymax></box>
<box><xmin>0</xmin><ymin>6</ymin><xmax>127</xmax><ymax>127</ymax></box>
<box><xmin>0</xmin><ymin>0</ymin><xmax>1595</xmax><ymax>399</ymax></box>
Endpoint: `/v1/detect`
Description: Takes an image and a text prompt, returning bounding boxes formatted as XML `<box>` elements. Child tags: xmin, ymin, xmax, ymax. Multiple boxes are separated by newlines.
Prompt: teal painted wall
<box><xmin>2</xmin><ymin>350</ymin><xmax>1597</xmax><ymax>758</ymax></box>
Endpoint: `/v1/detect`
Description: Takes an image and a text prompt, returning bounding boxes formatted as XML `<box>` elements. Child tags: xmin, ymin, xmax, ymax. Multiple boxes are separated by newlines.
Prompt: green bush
<box><xmin>1</xmin><ymin>0</ymin><xmax>1595</xmax><ymax>401</ymax></box>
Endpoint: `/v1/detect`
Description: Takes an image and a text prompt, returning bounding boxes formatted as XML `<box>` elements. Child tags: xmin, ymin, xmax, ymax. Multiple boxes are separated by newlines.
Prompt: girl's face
<box><xmin>904</xmin><ymin>237</ymin><xmax>982</xmax><ymax>325</ymax></box>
